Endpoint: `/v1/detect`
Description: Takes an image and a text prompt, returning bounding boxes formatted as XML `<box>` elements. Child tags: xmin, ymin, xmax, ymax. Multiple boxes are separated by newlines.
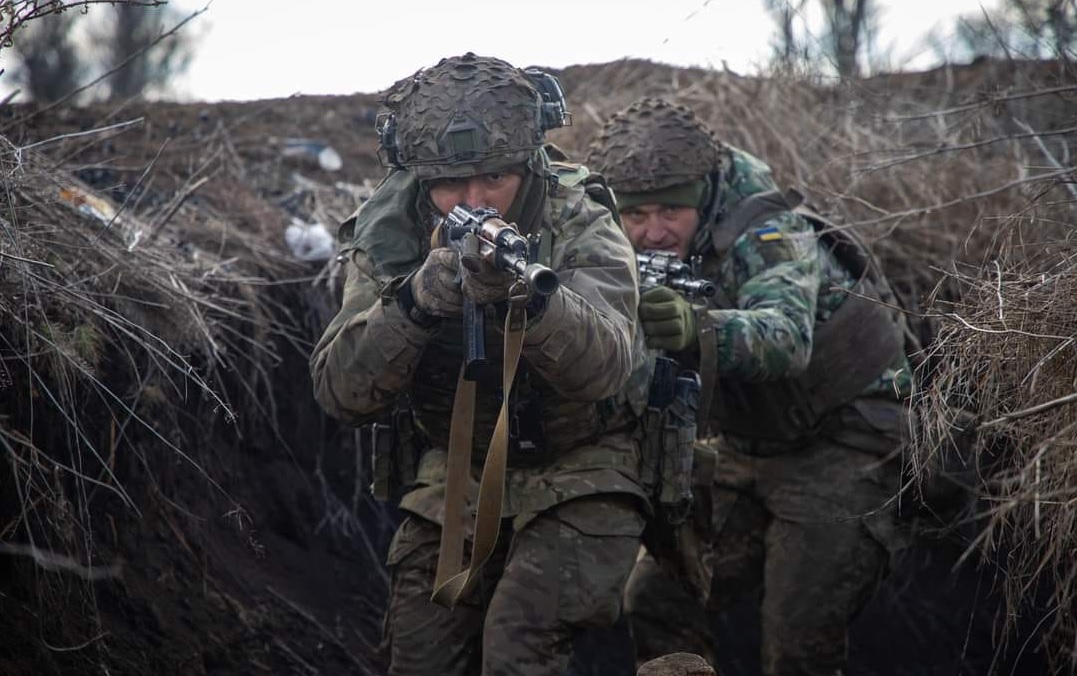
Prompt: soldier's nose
<box><xmin>464</xmin><ymin>181</ymin><xmax>490</xmax><ymax>209</ymax></box>
<box><xmin>643</xmin><ymin>225</ymin><xmax>665</xmax><ymax>245</ymax></box>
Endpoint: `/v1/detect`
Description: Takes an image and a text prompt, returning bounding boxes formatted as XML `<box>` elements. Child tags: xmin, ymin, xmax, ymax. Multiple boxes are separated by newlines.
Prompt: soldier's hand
<box><xmin>459</xmin><ymin>252</ymin><xmax>515</xmax><ymax>306</ymax></box>
<box><xmin>410</xmin><ymin>247</ymin><xmax>464</xmax><ymax>317</ymax></box>
<box><xmin>639</xmin><ymin>286</ymin><xmax>698</xmax><ymax>352</ymax></box>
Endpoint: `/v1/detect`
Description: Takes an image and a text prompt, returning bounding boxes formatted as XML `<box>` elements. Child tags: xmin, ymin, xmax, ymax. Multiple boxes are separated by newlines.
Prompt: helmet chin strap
<box><xmin>503</xmin><ymin>150</ymin><xmax>549</xmax><ymax>235</ymax></box>
<box><xmin>415</xmin><ymin>183</ymin><xmax>442</xmax><ymax>237</ymax></box>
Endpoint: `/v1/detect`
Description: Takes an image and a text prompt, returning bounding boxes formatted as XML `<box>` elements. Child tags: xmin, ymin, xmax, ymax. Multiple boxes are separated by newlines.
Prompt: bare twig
<box><xmin>0</xmin><ymin>542</ymin><xmax>122</xmax><ymax>580</ymax></box>
<box><xmin>854</xmin><ymin>125</ymin><xmax>1077</xmax><ymax>174</ymax></box>
<box><xmin>0</xmin><ymin>250</ymin><xmax>54</xmax><ymax>267</ymax></box>
<box><xmin>835</xmin><ymin>165</ymin><xmax>1076</xmax><ymax>229</ymax></box>
<box><xmin>886</xmin><ymin>83</ymin><xmax>1077</xmax><ymax>122</ymax></box>
<box><xmin>1012</xmin><ymin>118</ymin><xmax>1077</xmax><ymax>201</ymax></box>
<box><xmin>272</xmin><ymin>638</ymin><xmax>319</xmax><ymax>676</ymax></box>
<box><xmin>266</xmin><ymin>586</ymin><xmax>368</xmax><ymax>672</ymax></box>
<box><xmin>978</xmin><ymin>391</ymin><xmax>1077</xmax><ymax>429</ymax></box>
<box><xmin>6</xmin><ymin>118</ymin><xmax>145</xmax><ymax>155</ymax></box>
<box><xmin>147</xmin><ymin>174</ymin><xmax>211</xmax><ymax>242</ymax></box>
<box><xmin>42</xmin><ymin>631</ymin><xmax>111</xmax><ymax>653</ymax></box>
<box><xmin>0</xmin><ymin>1</ymin><xmax>164</xmax><ymax>48</ymax></box>
<box><xmin>0</xmin><ymin>4</ymin><xmax>208</xmax><ymax>132</ymax></box>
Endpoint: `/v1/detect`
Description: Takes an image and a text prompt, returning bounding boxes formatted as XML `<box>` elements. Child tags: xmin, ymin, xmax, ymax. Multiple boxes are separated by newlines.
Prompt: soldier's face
<box><xmin>620</xmin><ymin>204</ymin><xmax>700</xmax><ymax>260</ymax></box>
<box><xmin>427</xmin><ymin>171</ymin><xmax>522</xmax><ymax>218</ymax></box>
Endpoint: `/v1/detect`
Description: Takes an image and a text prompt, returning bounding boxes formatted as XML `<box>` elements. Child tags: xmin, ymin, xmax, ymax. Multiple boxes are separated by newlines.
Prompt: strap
<box><xmin>431</xmin><ymin>287</ymin><xmax>529</xmax><ymax>607</ymax></box>
<box><xmin>710</xmin><ymin>189</ymin><xmax>794</xmax><ymax>253</ymax></box>
<box><xmin>695</xmin><ymin>308</ymin><xmax>718</xmax><ymax>440</ymax></box>
<box><xmin>430</xmin><ymin>222</ymin><xmax>443</xmax><ymax>251</ymax></box>
<box><xmin>582</xmin><ymin>173</ymin><xmax>621</xmax><ymax>226</ymax></box>
<box><xmin>538</xmin><ymin>224</ymin><xmax>554</xmax><ymax>268</ymax></box>
<box><xmin>431</xmin><ymin>366</ymin><xmax>476</xmax><ymax>600</ymax></box>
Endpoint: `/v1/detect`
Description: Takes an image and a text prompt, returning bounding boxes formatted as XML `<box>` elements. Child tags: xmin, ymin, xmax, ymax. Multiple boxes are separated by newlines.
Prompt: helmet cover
<box><xmin>586</xmin><ymin>97</ymin><xmax>724</xmax><ymax>193</ymax></box>
<box><xmin>380</xmin><ymin>53</ymin><xmax>547</xmax><ymax>179</ymax></box>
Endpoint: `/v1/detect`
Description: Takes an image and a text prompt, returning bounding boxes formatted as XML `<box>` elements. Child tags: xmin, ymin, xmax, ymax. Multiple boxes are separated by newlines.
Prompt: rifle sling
<box><xmin>432</xmin><ymin>296</ymin><xmax>528</xmax><ymax>608</ymax></box>
<box><xmin>432</xmin><ymin>366</ymin><xmax>474</xmax><ymax>601</ymax></box>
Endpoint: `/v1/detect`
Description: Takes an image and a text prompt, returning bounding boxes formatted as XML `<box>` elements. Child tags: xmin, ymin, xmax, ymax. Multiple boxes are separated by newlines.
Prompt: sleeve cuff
<box><xmin>394</xmin><ymin>273</ymin><xmax>441</xmax><ymax>329</ymax></box>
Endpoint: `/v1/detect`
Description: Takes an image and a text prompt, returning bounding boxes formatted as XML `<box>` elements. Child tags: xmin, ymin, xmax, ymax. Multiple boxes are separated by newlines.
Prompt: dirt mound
<box><xmin>0</xmin><ymin>56</ymin><xmax>1074</xmax><ymax>675</ymax></box>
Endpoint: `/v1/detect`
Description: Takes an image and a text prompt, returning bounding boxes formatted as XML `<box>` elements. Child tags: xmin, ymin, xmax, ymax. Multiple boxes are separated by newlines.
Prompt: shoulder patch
<box><xmin>754</xmin><ymin>225</ymin><xmax>783</xmax><ymax>242</ymax></box>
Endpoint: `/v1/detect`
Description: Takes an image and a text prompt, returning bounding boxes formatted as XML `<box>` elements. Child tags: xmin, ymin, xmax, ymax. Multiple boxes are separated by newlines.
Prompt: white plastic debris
<box><xmin>280</xmin><ymin>138</ymin><xmax>343</xmax><ymax>172</ymax></box>
<box><xmin>285</xmin><ymin>219</ymin><xmax>335</xmax><ymax>261</ymax></box>
<box><xmin>316</xmin><ymin>146</ymin><xmax>343</xmax><ymax>172</ymax></box>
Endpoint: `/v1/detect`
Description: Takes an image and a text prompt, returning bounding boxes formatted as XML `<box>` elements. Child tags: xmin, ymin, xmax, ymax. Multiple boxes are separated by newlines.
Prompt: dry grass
<box><xmin>0</xmin><ymin>117</ymin><xmax>317</xmax><ymax>655</ymax></box>
<box><xmin>914</xmin><ymin>213</ymin><xmax>1077</xmax><ymax>669</ymax></box>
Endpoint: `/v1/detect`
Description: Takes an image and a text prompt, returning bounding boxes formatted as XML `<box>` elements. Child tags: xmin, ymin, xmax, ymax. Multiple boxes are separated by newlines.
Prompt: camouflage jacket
<box><xmin>310</xmin><ymin>163</ymin><xmax>648</xmax><ymax>529</ymax></box>
<box><xmin>693</xmin><ymin>147</ymin><xmax>911</xmax><ymax>433</ymax></box>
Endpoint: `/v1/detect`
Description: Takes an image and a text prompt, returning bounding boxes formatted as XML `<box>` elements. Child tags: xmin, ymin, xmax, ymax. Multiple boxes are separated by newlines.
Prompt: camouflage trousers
<box><xmin>383</xmin><ymin>494</ymin><xmax>645</xmax><ymax>676</ymax></box>
<box><xmin>625</xmin><ymin>397</ymin><xmax>911</xmax><ymax>676</ymax></box>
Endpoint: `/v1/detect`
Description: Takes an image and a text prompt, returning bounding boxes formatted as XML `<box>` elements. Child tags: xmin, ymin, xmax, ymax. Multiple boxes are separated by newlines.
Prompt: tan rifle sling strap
<box><xmin>431</xmin><ymin>166</ymin><xmax>601</xmax><ymax>606</ymax></box>
<box><xmin>430</xmin><ymin>215</ymin><xmax>554</xmax><ymax>608</ymax></box>
<box><xmin>432</xmin><ymin>289</ymin><xmax>528</xmax><ymax>608</ymax></box>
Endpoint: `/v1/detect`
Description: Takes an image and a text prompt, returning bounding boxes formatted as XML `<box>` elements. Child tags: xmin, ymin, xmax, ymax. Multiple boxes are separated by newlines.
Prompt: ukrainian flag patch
<box><xmin>755</xmin><ymin>226</ymin><xmax>783</xmax><ymax>242</ymax></box>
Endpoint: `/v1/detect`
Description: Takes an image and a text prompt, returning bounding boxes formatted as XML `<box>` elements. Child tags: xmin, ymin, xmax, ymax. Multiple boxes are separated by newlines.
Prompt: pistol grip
<box><xmin>463</xmin><ymin>298</ymin><xmax>488</xmax><ymax>381</ymax></box>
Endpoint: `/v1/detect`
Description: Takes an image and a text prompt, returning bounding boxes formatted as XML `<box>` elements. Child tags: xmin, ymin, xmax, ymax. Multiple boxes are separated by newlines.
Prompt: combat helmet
<box><xmin>377</xmin><ymin>53</ymin><xmax>569</xmax><ymax>180</ymax></box>
<box><xmin>587</xmin><ymin>97</ymin><xmax>724</xmax><ymax>194</ymax></box>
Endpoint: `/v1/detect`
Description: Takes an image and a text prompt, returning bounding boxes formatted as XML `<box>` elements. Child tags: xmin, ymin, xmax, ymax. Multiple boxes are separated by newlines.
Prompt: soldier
<box><xmin>310</xmin><ymin>54</ymin><xmax>650</xmax><ymax>675</ymax></box>
<box><xmin>587</xmin><ymin>98</ymin><xmax>913</xmax><ymax>676</ymax></box>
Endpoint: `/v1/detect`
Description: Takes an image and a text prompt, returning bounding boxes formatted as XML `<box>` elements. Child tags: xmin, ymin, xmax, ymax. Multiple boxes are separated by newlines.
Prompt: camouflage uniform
<box><xmin>588</xmin><ymin>98</ymin><xmax>912</xmax><ymax>676</ymax></box>
<box><xmin>310</xmin><ymin>55</ymin><xmax>649</xmax><ymax>676</ymax></box>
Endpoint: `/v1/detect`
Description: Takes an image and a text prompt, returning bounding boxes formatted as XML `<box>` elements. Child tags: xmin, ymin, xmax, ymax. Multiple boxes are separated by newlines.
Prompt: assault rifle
<box><xmin>441</xmin><ymin>204</ymin><xmax>559</xmax><ymax>380</ymax></box>
<box><xmin>636</xmin><ymin>250</ymin><xmax>716</xmax><ymax>299</ymax></box>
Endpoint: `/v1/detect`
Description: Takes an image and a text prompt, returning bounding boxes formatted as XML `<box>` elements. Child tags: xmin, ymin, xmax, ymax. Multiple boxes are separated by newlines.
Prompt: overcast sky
<box><xmin>168</xmin><ymin>0</ymin><xmax>995</xmax><ymax>102</ymax></box>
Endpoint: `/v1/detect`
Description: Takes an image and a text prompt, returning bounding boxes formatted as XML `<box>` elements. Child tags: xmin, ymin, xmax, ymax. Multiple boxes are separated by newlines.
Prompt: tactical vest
<box><xmin>701</xmin><ymin>189</ymin><xmax>907</xmax><ymax>442</ymax></box>
<box><xmin>352</xmin><ymin>160</ymin><xmax>642</xmax><ymax>478</ymax></box>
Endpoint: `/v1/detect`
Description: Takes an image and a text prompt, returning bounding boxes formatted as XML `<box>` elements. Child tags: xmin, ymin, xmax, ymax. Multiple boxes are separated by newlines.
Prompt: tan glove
<box><xmin>459</xmin><ymin>252</ymin><xmax>516</xmax><ymax>306</ymax></box>
<box><xmin>410</xmin><ymin>247</ymin><xmax>464</xmax><ymax>317</ymax></box>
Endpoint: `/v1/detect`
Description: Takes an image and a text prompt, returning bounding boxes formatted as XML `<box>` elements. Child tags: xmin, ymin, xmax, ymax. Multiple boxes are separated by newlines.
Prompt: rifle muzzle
<box><xmin>513</xmin><ymin>261</ymin><xmax>559</xmax><ymax>297</ymax></box>
<box><xmin>677</xmin><ymin>278</ymin><xmax>717</xmax><ymax>299</ymax></box>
